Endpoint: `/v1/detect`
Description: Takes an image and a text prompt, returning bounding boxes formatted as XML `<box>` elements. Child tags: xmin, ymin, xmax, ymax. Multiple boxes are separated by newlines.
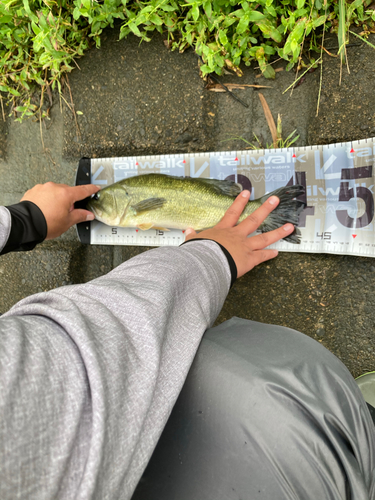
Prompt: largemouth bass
<box><xmin>87</xmin><ymin>174</ymin><xmax>305</xmax><ymax>243</ymax></box>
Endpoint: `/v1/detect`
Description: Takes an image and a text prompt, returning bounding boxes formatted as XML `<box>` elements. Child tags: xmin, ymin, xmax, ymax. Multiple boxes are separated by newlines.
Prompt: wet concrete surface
<box><xmin>63</xmin><ymin>30</ymin><xmax>217</xmax><ymax>159</ymax></box>
<box><xmin>308</xmin><ymin>34</ymin><xmax>375</xmax><ymax>145</ymax></box>
<box><xmin>1</xmin><ymin>27</ymin><xmax>375</xmax><ymax>377</ymax></box>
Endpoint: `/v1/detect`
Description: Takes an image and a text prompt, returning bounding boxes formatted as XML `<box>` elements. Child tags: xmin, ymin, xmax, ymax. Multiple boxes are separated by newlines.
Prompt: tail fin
<box><xmin>259</xmin><ymin>185</ymin><xmax>306</xmax><ymax>243</ymax></box>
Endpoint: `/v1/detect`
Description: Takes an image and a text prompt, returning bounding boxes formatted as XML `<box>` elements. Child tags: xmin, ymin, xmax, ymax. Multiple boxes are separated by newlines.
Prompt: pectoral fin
<box><xmin>131</xmin><ymin>197</ymin><xmax>166</xmax><ymax>214</ymax></box>
<box><xmin>138</xmin><ymin>223</ymin><xmax>154</xmax><ymax>231</ymax></box>
<box><xmin>137</xmin><ymin>223</ymin><xmax>170</xmax><ymax>231</ymax></box>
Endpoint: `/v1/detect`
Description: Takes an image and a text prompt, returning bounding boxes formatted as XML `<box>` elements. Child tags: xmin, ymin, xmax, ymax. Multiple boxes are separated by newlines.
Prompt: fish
<box><xmin>87</xmin><ymin>173</ymin><xmax>306</xmax><ymax>243</ymax></box>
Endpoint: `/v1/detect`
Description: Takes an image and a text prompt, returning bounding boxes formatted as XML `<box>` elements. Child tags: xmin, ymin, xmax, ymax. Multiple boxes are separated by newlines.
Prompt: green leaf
<box><xmin>270</xmin><ymin>26</ymin><xmax>282</xmax><ymax>42</ymax></box>
<box><xmin>263</xmin><ymin>43</ymin><xmax>276</xmax><ymax>54</ymax></box>
<box><xmin>128</xmin><ymin>21</ymin><xmax>142</xmax><ymax>36</ymax></box>
<box><xmin>39</xmin><ymin>51</ymin><xmax>51</xmax><ymax>65</ymax></box>
<box><xmin>191</xmin><ymin>3</ymin><xmax>199</xmax><ymax>22</ymax></box>
<box><xmin>149</xmin><ymin>13</ymin><xmax>163</xmax><ymax>25</ymax></box>
<box><xmin>0</xmin><ymin>15</ymin><xmax>12</xmax><ymax>23</ymax></box>
<box><xmin>233</xmin><ymin>8</ymin><xmax>245</xmax><ymax>18</ymax></box>
<box><xmin>203</xmin><ymin>0</ymin><xmax>212</xmax><ymax>17</ymax></box>
<box><xmin>31</xmin><ymin>21</ymin><xmax>41</xmax><ymax>35</ymax></box>
<box><xmin>266</xmin><ymin>5</ymin><xmax>277</xmax><ymax>17</ymax></box>
<box><xmin>33</xmin><ymin>34</ymin><xmax>42</xmax><ymax>52</ymax></box>
<box><xmin>242</xmin><ymin>1</ymin><xmax>250</xmax><ymax>12</ymax></box>
<box><xmin>290</xmin><ymin>39</ymin><xmax>298</xmax><ymax>52</ymax></box>
<box><xmin>218</xmin><ymin>29</ymin><xmax>228</xmax><ymax>44</ymax></box>
<box><xmin>160</xmin><ymin>4</ymin><xmax>176</xmax><ymax>11</ymax></box>
<box><xmin>199</xmin><ymin>63</ymin><xmax>211</xmax><ymax>76</ymax></box>
<box><xmin>294</xmin><ymin>7</ymin><xmax>308</xmax><ymax>17</ymax></box>
<box><xmin>296</xmin><ymin>0</ymin><xmax>305</xmax><ymax>10</ymax></box>
<box><xmin>312</xmin><ymin>15</ymin><xmax>326</xmax><ymax>28</ymax></box>
<box><xmin>73</xmin><ymin>7</ymin><xmax>81</xmax><ymax>20</ymax></box>
<box><xmin>37</xmin><ymin>12</ymin><xmax>48</xmax><ymax>29</ymax></box>
<box><xmin>164</xmin><ymin>14</ymin><xmax>175</xmax><ymax>27</ymax></box>
<box><xmin>237</xmin><ymin>13</ymin><xmax>250</xmax><ymax>33</ymax></box>
<box><xmin>256</xmin><ymin>53</ymin><xmax>275</xmax><ymax>78</ymax></box>
<box><xmin>8</xmin><ymin>87</ymin><xmax>21</xmax><ymax>96</ymax></box>
<box><xmin>256</xmin><ymin>19</ymin><xmax>282</xmax><ymax>42</ymax></box>
<box><xmin>262</xmin><ymin>64</ymin><xmax>276</xmax><ymax>79</ymax></box>
<box><xmin>14</xmin><ymin>106</ymin><xmax>27</xmax><ymax>112</ymax></box>
<box><xmin>223</xmin><ymin>16</ymin><xmax>237</xmax><ymax>27</ymax></box>
<box><xmin>248</xmin><ymin>10</ymin><xmax>265</xmax><ymax>21</ymax></box>
<box><xmin>140</xmin><ymin>5</ymin><xmax>154</xmax><ymax>14</ymax></box>
<box><xmin>22</xmin><ymin>0</ymin><xmax>38</xmax><ymax>23</ymax></box>
<box><xmin>283</xmin><ymin>17</ymin><xmax>306</xmax><ymax>58</ymax></box>
<box><xmin>214</xmin><ymin>52</ymin><xmax>225</xmax><ymax>67</ymax></box>
<box><xmin>347</xmin><ymin>0</ymin><xmax>364</xmax><ymax>19</ymax></box>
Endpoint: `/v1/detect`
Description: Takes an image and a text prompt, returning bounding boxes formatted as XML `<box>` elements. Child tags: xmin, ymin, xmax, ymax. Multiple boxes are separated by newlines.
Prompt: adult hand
<box><xmin>184</xmin><ymin>190</ymin><xmax>295</xmax><ymax>278</ymax></box>
<box><xmin>21</xmin><ymin>182</ymin><xmax>100</xmax><ymax>240</ymax></box>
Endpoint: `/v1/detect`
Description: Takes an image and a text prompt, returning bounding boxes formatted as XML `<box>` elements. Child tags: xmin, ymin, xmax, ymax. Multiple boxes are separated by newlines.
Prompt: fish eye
<box><xmin>92</xmin><ymin>192</ymin><xmax>100</xmax><ymax>200</ymax></box>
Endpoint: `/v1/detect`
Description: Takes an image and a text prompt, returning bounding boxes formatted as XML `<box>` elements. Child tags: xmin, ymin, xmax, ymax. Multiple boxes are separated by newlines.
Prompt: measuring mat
<box><xmin>75</xmin><ymin>137</ymin><xmax>375</xmax><ymax>257</ymax></box>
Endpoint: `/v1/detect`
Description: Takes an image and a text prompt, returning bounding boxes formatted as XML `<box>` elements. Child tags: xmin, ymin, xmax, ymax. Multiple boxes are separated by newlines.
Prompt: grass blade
<box><xmin>258</xmin><ymin>93</ymin><xmax>277</xmax><ymax>147</ymax></box>
<box><xmin>349</xmin><ymin>30</ymin><xmax>375</xmax><ymax>50</ymax></box>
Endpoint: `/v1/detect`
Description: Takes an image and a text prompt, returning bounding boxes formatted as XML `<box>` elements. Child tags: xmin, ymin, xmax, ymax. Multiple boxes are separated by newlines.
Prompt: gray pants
<box><xmin>132</xmin><ymin>318</ymin><xmax>375</xmax><ymax>500</ymax></box>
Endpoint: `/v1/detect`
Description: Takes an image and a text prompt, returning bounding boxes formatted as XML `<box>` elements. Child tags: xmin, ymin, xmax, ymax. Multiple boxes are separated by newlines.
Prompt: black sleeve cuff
<box><xmin>180</xmin><ymin>238</ymin><xmax>237</xmax><ymax>288</ymax></box>
<box><xmin>1</xmin><ymin>201</ymin><xmax>47</xmax><ymax>255</ymax></box>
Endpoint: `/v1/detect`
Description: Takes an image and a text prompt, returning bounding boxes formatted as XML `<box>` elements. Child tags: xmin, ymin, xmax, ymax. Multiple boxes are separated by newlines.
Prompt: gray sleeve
<box><xmin>0</xmin><ymin>240</ymin><xmax>231</xmax><ymax>500</ymax></box>
<box><xmin>0</xmin><ymin>206</ymin><xmax>11</xmax><ymax>253</ymax></box>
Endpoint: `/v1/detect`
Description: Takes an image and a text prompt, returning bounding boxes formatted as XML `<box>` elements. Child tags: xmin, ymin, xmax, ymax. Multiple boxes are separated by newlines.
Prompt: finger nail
<box><xmin>241</xmin><ymin>190</ymin><xmax>250</xmax><ymax>198</ymax></box>
<box><xmin>268</xmin><ymin>196</ymin><xmax>278</xmax><ymax>206</ymax></box>
<box><xmin>283</xmin><ymin>223</ymin><xmax>294</xmax><ymax>232</ymax></box>
<box><xmin>185</xmin><ymin>228</ymin><xmax>193</xmax><ymax>236</ymax></box>
<box><xmin>86</xmin><ymin>213</ymin><xmax>95</xmax><ymax>221</ymax></box>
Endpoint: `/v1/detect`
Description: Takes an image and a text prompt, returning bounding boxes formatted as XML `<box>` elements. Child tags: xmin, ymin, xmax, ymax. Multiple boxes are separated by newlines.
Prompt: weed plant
<box><xmin>1</xmin><ymin>0</ymin><xmax>374</xmax><ymax>120</ymax></box>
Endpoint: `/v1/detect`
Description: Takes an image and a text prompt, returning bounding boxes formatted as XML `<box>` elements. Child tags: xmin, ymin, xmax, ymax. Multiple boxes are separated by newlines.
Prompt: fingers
<box><xmin>69</xmin><ymin>184</ymin><xmax>100</xmax><ymax>202</ymax></box>
<box><xmin>250</xmin><ymin>248</ymin><xmax>279</xmax><ymax>268</ymax></box>
<box><xmin>250</xmin><ymin>223</ymin><xmax>295</xmax><ymax>250</ymax></box>
<box><xmin>69</xmin><ymin>209</ymin><xmax>95</xmax><ymax>226</ymax></box>
<box><xmin>184</xmin><ymin>228</ymin><xmax>197</xmax><ymax>240</ymax></box>
<box><xmin>215</xmin><ymin>190</ymin><xmax>250</xmax><ymax>229</ymax></box>
<box><xmin>238</xmin><ymin>195</ymin><xmax>279</xmax><ymax>235</ymax></box>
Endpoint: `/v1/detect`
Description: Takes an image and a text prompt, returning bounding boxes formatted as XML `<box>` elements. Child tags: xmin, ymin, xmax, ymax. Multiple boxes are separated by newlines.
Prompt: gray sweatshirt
<box><xmin>0</xmin><ymin>206</ymin><xmax>231</xmax><ymax>499</ymax></box>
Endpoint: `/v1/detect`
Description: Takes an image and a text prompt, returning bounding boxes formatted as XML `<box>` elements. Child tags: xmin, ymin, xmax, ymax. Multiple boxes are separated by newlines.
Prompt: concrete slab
<box><xmin>0</xmin><ymin>104</ymin><xmax>73</xmax><ymax>204</ymax></box>
<box><xmin>211</xmin><ymin>59</ymin><xmax>320</xmax><ymax>152</ymax></box>
<box><xmin>308</xmin><ymin>33</ymin><xmax>375</xmax><ymax>144</ymax></box>
<box><xmin>0</xmin><ymin>242</ymin><xmax>114</xmax><ymax>314</ymax></box>
<box><xmin>63</xmin><ymin>29</ymin><xmax>217</xmax><ymax>159</ymax></box>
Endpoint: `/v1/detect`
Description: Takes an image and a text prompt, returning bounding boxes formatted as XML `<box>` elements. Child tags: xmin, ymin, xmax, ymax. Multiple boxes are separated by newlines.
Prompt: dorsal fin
<box><xmin>197</xmin><ymin>178</ymin><xmax>242</xmax><ymax>197</ymax></box>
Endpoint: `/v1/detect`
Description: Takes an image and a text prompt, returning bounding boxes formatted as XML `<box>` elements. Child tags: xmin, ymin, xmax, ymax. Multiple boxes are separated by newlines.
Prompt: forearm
<box><xmin>1</xmin><ymin>240</ymin><xmax>231</xmax><ymax>500</ymax></box>
<box><xmin>0</xmin><ymin>203</ymin><xmax>47</xmax><ymax>255</ymax></box>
